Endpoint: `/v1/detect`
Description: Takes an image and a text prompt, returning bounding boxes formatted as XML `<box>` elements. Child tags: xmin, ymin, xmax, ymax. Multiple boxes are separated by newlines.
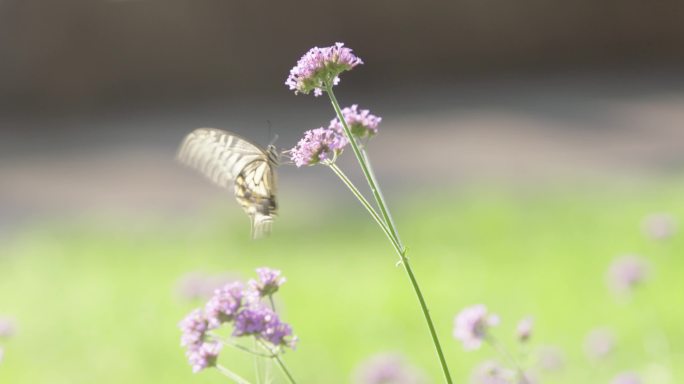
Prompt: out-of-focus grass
<box><xmin>1</xmin><ymin>183</ymin><xmax>683</xmax><ymax>383</ymax></box>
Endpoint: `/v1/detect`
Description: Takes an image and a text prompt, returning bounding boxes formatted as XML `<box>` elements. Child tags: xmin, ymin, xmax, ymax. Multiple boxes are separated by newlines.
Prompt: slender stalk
<box><xmin>258</xmin><ymin>341</ymin><xmax>298</xmax><ymax>384</ymax></box>
<box><xmin>487</xmin><ymin>337</ymin><xmax>529</xmax><ymax>384</ymax></box>
<box><xmin>359</xmin><ymin>148</ymin><xmax>404</xmax><ymax>249</ymax></box>
<box><xmin>253</xmin><ymin>339</ymin><xmax>262</xmax><ymax>384</ymax></box>
<box><xmin>216</xmin><ymin>364</ymin><xmax>253</xmax><ymax>384</ymax></box>
<box><xmin>325</xmin><ymin>84</ymin><xmax>402</xmax><ymax>251</ymax></box>
<box><xmin>325</xmin><ymin>84</ymin><xmax>453</xmax><ymax>383</ymax></box>
<box><xmin>327</xmin><ymin>162</ymin><xmax>400</xmax><ymax>251</ymax></box>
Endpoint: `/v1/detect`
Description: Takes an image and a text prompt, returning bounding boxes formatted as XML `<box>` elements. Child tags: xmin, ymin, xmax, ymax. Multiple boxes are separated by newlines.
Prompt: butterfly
<box><xmin>177</xmin><ymin>128</ymin><xmax>279</xmax><ymax>239</ymax></box>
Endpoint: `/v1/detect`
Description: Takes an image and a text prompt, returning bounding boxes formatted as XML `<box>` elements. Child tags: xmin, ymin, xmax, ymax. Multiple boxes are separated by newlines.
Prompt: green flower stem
<box><xmin>326</xmin><ymin>162</ymin><xmax>400</xmax><ymax>251</ymax></box>
<box><xmin>325</xmin><ymin>83</ymin><xmax>454</xmax><ymax>384</ymax></box>
<box><xmin>216</xmin><ymin>364</ymin><xmax>252</xmax><ymax>384</ymax></box>
<box><xmin>487</xmin><ymin>337</ymin><xmax>528</xmax><ymax>384</ymax></box>
<box><xmin>258</xmin><ymin>341</ymin><xmax>298</xmax><ymax>384</ymax></box>
<box><xmin>359</xmin><ymin>147</ymin><xmax>403</xmax><ymax>249</ymax></box>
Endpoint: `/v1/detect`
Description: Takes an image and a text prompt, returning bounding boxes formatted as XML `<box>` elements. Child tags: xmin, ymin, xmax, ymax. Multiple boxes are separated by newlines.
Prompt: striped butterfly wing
<box><xmin>177</xmin><ymin>128</ymin><xmax>278</xmax><ymax>239</ymax></box>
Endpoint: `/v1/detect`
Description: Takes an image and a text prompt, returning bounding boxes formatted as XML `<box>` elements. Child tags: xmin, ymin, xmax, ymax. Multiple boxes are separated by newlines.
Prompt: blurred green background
<box><xmin>1</xmin><ymin>182</ymin><xmax>683</xmax><ymax>383</ymax></box>
<box><xmin>2</xmin><ymin>0</ymin><xmax>684</xmax><ymax>382</ymax></box>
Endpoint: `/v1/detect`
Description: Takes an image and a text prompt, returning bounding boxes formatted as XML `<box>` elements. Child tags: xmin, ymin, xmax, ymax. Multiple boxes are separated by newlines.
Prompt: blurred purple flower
<box><xmin>289</xmin><ymin>127</ymin><xmax>348</xmax><ymax>167</ymax></box>
<box><xmin>470</xmin><ymin>361</ymin><xmax>512</xmax><ymax>384</ymax></box>
<box><xmin>584</xmin><ymin>328</ymin><xmax>615</xmax><ymax>361</ymax></box>
<box><xmin>249</xmin><ymin>267</ymin><xmax>286</xmax><ymax>297</ymax></box>
<box><xmin>607</xmin><ymin>255</ymin><xmax>650</xmax><ymax>294</ymax></box>
<box><xmin>286</xmin><ymin>42</ymin><xmax>363</xmax><ymax>96</ymax></box>
<box><xmin>454</xmin><ymin>304</ymin><xmax>500</xmax><ymax>350</ymax></box>
<box><xmin>642</xmin><ymin>213</ymin><xmax>677</xmax><ymax>241</ymax></box>
<box><xmin>516</xmin><ymin>317</ymin><xmax>533</xmax><ymax>343</ymax></box>
<box><xmin>353</xmin><ymin>353</ymin><xmax>426</xmax><ymax>384</ymax></box>
<box><xmin>329</xmin><ymin>105</ymin><xmax>382</xmax><ymax>139</ymax></box>
<box><xmin>0</xmin><ymin>317</ymin><xmax>16</xmax><ymax>339</ymax></box>
<box><xmin>186</xmin><ymin>341</ymin><xmax>222</xmax><ymax>373</ymax></box>
<box><xmin>233</xmin><ymin>305</ymin><xmax>296</xmax><ymax>349</ymax></box>
<box><xmin>175</xmin><ymin>271</ymin><xmax>240</xmax><ymax>301</ymax></box>
<box><xmin>205</xmin><ymin>282</ymin><xmax>244</xmax><ymax>329</ymax></box>
<box><xmin>611</xmin><ymin>372</ymin><xmax>642</xmax><ymax>384</ymax></box>
<box><xmin>179</xmin><ymin>309</ymin><xmax>209</xmax><ymax>349</ymax></box>
<box><xmin>536</xmin><ymin>345</ymin><xmax>565</xmax><ymax>372</ymax></box>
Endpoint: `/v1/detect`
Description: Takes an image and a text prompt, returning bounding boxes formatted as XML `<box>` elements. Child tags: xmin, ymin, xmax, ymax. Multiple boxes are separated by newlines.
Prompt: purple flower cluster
<box><xmin>233</xmin><ymin>306</ymin><xmax>296</xmax><ymax>348</ymax></box>
<box><xmin>249</xmin><ymin>267</ymin><xmax>286</xmax><ymax>297</ymax></box>
<box><xmin>453</xmin><ymin>305</ymin><xmax>500</xmax><ymax>350</ymax></box>
<box><xmin>289</xmin><ymin>105</ymin><xmax>383</xmax><ymax>167</ymax></box>
<box><xmin>611</xmin><ymin>372</ymin><xmax>642</xmax><ymax>384</ymax></box>
<box><xmin>353</xmin><ymin>353</ymin><xmax>426</xmax><ymax>384</ymax></box>
<box><xmin>286</xmin><ymin>42</ymin><xmax>363</xmax><ymax>96</ymax></box>
<box><xmin>607</xmin><ymin>255</ymin><xmax>650</xmax><ymax>294</ymax></box>
<box><xmin>471</xmin><ymin>361</ymin><xmax>513</xmax><ymax>384</ymax></box>
<box><xmin>178</xmin><ymin>268</ymin><xmax>296</xmax><ymax>373</ymax></box>
<box><xmin>289</xmin><ymin>127</ymin><xmax>348</xmax><ymax>167</ymax></box>
<box><xmin>329</xmin><ymin>104</ymin><xmax>382</xmax><ymax>138</ymax></box>
<box><xmin>205</xmin><ymin>281</ymin><xmax>244</xmax><ymax>328</ymax></box>
<box><xmin>516</xmin><ymin>317</ymin><xmax>533</xmax><ymax>343</ymax></box>
<box><xmin>179</xmin><ymin>309</ymin><xmax>220</xmax><ymax>373</ymax></box>
<box><xmin>642</xmin><ymin>213</ymin><xmax>677</xmax><ymax>241</ymax></box>
<box><xmin>0</xmin><ymin>317</ymin><xmax>15</xmax><ymax>339</ymax></box>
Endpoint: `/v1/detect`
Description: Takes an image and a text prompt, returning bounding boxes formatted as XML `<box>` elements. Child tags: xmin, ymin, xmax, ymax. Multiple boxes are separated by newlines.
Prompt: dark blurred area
<box><xmin>2</xmin><ymin>0</ymin><xmax>684</xmax><ymax>112</ymax></box>
<box><xmin>1</xmin><ymin>0</ymin><xmax>684</xmax><ymax>225</ymax></box>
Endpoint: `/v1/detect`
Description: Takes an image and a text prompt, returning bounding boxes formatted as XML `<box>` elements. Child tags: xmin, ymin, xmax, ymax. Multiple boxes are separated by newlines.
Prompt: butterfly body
<box><xmin>178</xmin><ymin>128</ymin><xmax>279</xmax><ymax>239</ymax></box>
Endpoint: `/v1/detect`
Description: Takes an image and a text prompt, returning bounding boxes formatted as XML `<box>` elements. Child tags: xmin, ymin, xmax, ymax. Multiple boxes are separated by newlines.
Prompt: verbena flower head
<box><xmin>642</xmin><ymin>213</ymin><xmax>677</xmax><ymax>241</ymax></box>
<box><xmin>186</xmin><ymin>341</ymin><xmax>222</xmax><ymax>373</ymax></box>
<box><xmin>249</xmin><ymin>267</ymin><xmax>286</xmax><ymax>297</ymax></box>
<box><xmin>516</xmin><ymin>316</ymin><xmax>533</xmax><ymax>343</ymax></box>
<box><xmin>286</xmin><ymin>42</ymin><xmax>363</xmax><ymax>96</ymax></box>
<box><xmin>289</xmin><ymin>127</ymin><xmax>348</xmax><ymax>167</ymax></box>
<box><xmin>233</xmin><ymin>304</ymin><xmax>297</xmax><ymax>349</ymax></box>
<box><xmin>353</xmin><ymin>353</ymin><xmax>426</xmax><ymax>384</ymax></box>
<box><xmin>607</xmin><ymin>255</ymin><xmax>650</xmax><ymax>294</ymax></box>
<box><xmin>453</xmin><ymin>304</ymin><xmax>500</xmax><ymax>350</ymax></box>
<box><xmin>205</xmin><ymin>281</ymin><xmax>244</xmax><ymax>328</ymax></box>
<box><xmin>584</xmin><ymin>328</ymin><xmax>615</xmax><ymax>360</ymax></box>
<box><xmin>471</xmin><ymin>361</ymin><xmax>512</xmax><ymax>384</ymax></box>
<box><xmin>0</xmin><ymin>317</ymin><xmax>16</xmax><ymax>339</ymax></box>
<box><xmin>329</xmin><ymin>105</ymin><xmax>382</xmax><ymax>139</ymax></box>
<box><xmin>179</xmin><ymin>309</ymin><xmax>209</xmax><ymax>349</ymax></box>
<box><xmin>611</xmin><ymin>372</ymin><xmax>642</xmax><ymax>384</ymax></box>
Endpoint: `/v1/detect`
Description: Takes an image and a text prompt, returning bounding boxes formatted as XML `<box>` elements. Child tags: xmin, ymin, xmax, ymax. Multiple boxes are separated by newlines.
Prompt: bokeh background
<box><xmin>1</xmin><ymin>1</ymin><xmax>684</xmax><ymax>383</ymax></box>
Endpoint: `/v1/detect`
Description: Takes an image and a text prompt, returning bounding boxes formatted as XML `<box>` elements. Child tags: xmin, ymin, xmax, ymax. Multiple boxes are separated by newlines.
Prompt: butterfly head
<box><xmin>266</xmin><ymin>144</ymin><xmax>280</xmax><ymax>165</ymax></box>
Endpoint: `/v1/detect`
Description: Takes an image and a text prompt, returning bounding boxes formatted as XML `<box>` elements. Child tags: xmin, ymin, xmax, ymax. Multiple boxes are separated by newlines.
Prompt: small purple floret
<box><xmin>249</xmin><ymin>267</ymin><xmax>286</xmax><ymax>297</ymax></box>
<box><xmin>289</xmin><ymin>127</ymin><xmax>348</xmax><ymax>167</ymax></box>
<box><xmin>353</xmin><ymin>353</ymin><xmax>426</xmax><ymax>384</ymax></box>
<box><xmin>453</xmin><ymin>304</ymin><xmax>500</xmax><ymax>350</ymax></box>
<box><xmin>179</xmin><ymin>309</ymin><xmax>209</xmax><ymax>349</ymax></box>
<box><xmin>0</xmin><ymin>317</ymin><xmax>16</xmax><ymax>339</ymax></box>
<box><xmin>516</xmin><ymin>316</ymin><xmax>533</xmax><ymax>343</ymax></box>
<box><xmin>233</xmin><ymin>305</ymin><xmax>296</xmax><ymax>348</ymax></box>
<box><xmin>607</xmin><ymin>255</ymin><xmax>650</xmax><ymax>294</ymax></box>
<box><xmin>330</xmin><ymin>105</ymin><xmax>382</xmax><ymax>139</ymax></box>
<box><xmin>286</xmin><ymin>42</ymin><xmax>363</xmax><ymax>96</ymax></box>
<box><xmin>205</xmin><ymin>282</ymin><xmax>244</xmax><ymax>329</ymax></box>
<box><xmin>642</xmin><ymin>213</ymin><xmax>677</xmax><ymax>241</ymax></box>
<box><xmin>611</xmin><ymin>372</ymin><xmax>642</xmax><ymax>384</ymax></box>
<box><xmin>186</xmin><ymin>341</ymin><xmax>222</xmax><ymax>373</ymax></box>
